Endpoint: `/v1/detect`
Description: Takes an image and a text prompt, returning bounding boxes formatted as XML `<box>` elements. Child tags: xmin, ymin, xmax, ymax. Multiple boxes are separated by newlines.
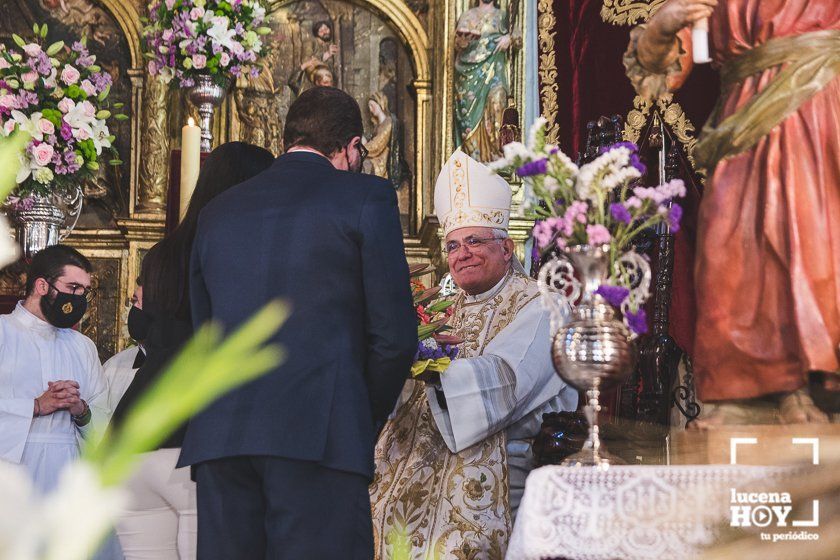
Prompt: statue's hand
<box><xmin>495</xmin><ymin>34</ymin><xmax>512</xmax><ymax>53</ymax></box>
<box><xmin>650</xmin><ymin>0</ymin><xmax>717</xmax><ymax>37</ymax></box>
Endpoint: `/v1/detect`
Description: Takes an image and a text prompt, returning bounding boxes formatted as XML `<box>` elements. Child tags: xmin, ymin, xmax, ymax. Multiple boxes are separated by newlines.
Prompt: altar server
<box><xmin>0</xmin><ymin>244</ymin><xmax>109</xmax><ymax>492</ymax></box>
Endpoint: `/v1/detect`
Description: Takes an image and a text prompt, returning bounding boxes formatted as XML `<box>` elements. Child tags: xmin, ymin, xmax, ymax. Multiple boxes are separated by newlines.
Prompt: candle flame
<box><xmin>188</xmin><ymin>117</ymin><xmax>195</xmax><ymax>126</ymax></box>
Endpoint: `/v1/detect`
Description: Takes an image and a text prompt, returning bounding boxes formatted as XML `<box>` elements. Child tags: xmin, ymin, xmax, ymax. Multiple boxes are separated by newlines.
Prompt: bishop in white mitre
<box><xmin>371</xmin><ymin>151</ymin><xmax>577</xmax><ymax>559</ymax></box>
<box><xmin>0</xmin><ymin>248</ymin><xmax>109</xmax><ymax>493</ymax></box>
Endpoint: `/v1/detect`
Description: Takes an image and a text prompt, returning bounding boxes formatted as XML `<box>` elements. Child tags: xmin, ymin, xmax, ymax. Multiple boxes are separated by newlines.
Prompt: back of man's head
<box><xmin>25</xmin><ymin>244</ymin><xmax>92</xmax><ymax>296</ymax></box>
<box><xmin>283</xmin><ymin>87</ymin><xmax>363</xmax><ymax>157</ymax></box>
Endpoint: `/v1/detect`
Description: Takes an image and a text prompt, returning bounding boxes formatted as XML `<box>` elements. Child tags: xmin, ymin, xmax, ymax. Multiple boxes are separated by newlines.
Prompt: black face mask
<box><xmin>40</xmin><ymin>288</ymin><xmax>87</xmax><ymax>329</ymax></box>
<box><xmin>127</xmin><ymin>305</ymin><xmax>151</xmax><ymax>342</ymax></box>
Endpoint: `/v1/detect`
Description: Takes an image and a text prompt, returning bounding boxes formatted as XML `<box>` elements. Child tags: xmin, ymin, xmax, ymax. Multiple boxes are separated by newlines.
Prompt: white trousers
<box><xmin>116</xmin><ymin>448</ymin><xmax>197</xmax><ymax>560</ymax></box>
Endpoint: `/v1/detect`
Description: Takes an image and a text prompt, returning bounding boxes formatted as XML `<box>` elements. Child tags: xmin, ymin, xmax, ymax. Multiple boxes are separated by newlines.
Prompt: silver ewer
<box><xmin>187</xmin><ymin>74</ymin><xmax>230</xmax><ymax>152</ymax></box>
<box><xmin>538</xmin><ymin>243</ymin><xmax>638</xmax><ymax>469</ymax></box>
<box><xmin>10</xmin><ymin>187</ymin><xmax>83</xmax><ymax>259</ymax></box>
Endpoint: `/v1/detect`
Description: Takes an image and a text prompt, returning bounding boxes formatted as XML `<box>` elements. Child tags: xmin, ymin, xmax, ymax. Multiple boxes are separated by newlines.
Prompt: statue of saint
<box><xmin>627</xmin><ymin>0</ymin><xmax>840</xmax><ymax>424</ymax></box>
<box><xmin>363</xmin><ymin>92</ymin><xmax>409</xmax><ymax>190</ymax></box>
<box><xmin>288</xmin><ymin>19</ymin><xmax>339</xmax><ymax>97</ymax></box>
<box><xmin>453</xmin><ymin>0</ymin><xmax>518</xmax><ymax>162</ymax></box>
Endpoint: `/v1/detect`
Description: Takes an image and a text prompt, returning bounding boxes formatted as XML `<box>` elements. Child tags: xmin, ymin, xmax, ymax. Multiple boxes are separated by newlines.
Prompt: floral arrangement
<box><xmin>0</xmin><ymin>25</ymin><xmax>124</xmax><ymax>200</ymax></box>
<box><xmin>142</xmin><ymin>0</ymin><xmax>271</xmax><ymax>88</ymax></box>
<box><xmin>410</xmin><ymin>264</ymin><xmax>459</xmax><ymax>378</ymax></box>
<box><xmin>490</xmin><ymin>118</ymin><xmax>686</xmax><ymax>335</ymax></box>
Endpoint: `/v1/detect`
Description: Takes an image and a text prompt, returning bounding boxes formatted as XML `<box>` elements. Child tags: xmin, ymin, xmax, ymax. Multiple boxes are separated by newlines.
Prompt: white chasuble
<box><xmin>0</xmin><ymin>303</ymin><xmax>109</xmax><ymax>492</ymax></box>
<box><xmin>371</xmin><ymin>270</ymin><xmax>577</xmax><ymax>560</ymax></box>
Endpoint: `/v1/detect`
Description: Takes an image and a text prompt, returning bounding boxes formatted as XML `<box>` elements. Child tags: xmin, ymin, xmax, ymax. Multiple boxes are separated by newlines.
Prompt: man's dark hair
<box><xmin>283</xmin><ymin>87</ymin><xmax>363</xmax><ymax>156</ymax></box>
<box><xmin>25</xmin><ymin>244</ymin><xmax>93</xmax><ymax>296</ymax></box>
<box><xmin>312</xmin><ymin>20</ymin><xmax>333</xmax><ymax>39</ymax></box>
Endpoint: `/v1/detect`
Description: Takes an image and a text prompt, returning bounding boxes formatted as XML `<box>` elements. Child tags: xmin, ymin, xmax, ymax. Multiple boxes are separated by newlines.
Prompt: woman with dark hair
<box><xmin>111</xmin><ymin>142</ymin><xmax>274</xmax><ymax>560</ymax></box>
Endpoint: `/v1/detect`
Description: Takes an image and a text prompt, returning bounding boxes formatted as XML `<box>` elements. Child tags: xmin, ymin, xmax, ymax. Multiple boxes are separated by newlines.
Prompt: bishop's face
<box><xmin>446</xmin><ymin>226</ymin><xmax>514</xmax><ymax>295</ymax></box>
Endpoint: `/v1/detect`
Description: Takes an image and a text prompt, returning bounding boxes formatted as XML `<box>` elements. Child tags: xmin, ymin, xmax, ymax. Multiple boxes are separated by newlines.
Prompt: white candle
<box><xmin>180</xmin><ymin>117</ymin><xmax>201</xmax><ymax>221</ymax></box>
<box><xmin>692</xmin><ymin>17</ymin><xmax>711</xmax><ymax>64</ymax></box>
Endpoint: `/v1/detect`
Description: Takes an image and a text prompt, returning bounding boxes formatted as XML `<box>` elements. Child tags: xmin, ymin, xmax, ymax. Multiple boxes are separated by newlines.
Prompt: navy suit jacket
<box><xmin>177</xmin><ymin>152</ymin><xmax>417</xmax><ymax>479</ymax></box>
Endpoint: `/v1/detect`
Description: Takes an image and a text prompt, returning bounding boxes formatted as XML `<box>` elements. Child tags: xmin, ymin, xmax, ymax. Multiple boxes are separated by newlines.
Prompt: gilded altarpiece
<box><xmin>1</xmin><ymin>0</ymin><xmax>534</xmax><ymax>358</ymax></box>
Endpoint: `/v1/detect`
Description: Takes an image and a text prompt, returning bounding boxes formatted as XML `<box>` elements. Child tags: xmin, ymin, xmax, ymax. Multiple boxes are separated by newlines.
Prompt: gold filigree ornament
<box><xmin>537</xmin><ymin>0</ymin><xmax>559</xmax><ymax>144</ymax></box>
<box><xmin>601</xmin><ymin>0</ymin><xmax>667</xmax><ymax>26</ymax></box>
<box><xmin>623</xmin><ymin>94</ymin><xmax>706</xmax><ymax>179</ymax></box>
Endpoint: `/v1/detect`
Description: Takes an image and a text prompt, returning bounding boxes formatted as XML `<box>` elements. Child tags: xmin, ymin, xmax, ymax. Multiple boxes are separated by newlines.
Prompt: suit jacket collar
<box><xmin>275</xmin><ymin>150</ymin><xmax>335</xmax><ymax>170</ymax></box>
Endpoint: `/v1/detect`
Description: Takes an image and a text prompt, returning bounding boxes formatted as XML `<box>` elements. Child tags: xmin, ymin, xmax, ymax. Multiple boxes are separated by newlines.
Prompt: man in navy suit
<box><xmin>178</xmin><ymin>87</ymin><xmax>417</xmax><ymax>559</ymax></box>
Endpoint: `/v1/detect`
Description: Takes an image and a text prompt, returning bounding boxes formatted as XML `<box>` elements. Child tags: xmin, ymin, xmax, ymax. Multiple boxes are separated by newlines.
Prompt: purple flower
<box><xmin>625</xmin><ymin>308</ymin><xmax>648</xmax><ymax>335</ymax></box>
<box><xmin>667</xmin><ymin>203</ymin><xmax>683</xmax><ymax>233</ymax></box>
<box><xmin>586</xmin><ymin>224</ymin><xmax>611</xmax><ymax>245</ymax></box>
<box><xmin>91</xmin><ymin>71</ymin><xmax>112</xmax><ymax>91</ymax></box>
<box><xmin>595</xmin><ymin>285</ymin><xmax>629</xmax><ymax>308</ymax></box>
<box><xmin>60</xmin><ymin>123</ymin><xmax>73</xmax><ymax>141</ymax></box>
<box><xmin>76</xmin><ymin>55</ymin><xmax>95</xmax><ymax>68</ymax></box>
<box><xmin>609</xmin><ymin>202</ymin><xmax>632</xmax><ymax>224</ymax></box>
<box><xmin>516</xmin><ymin>158</ymin><xmax>548</xmax><ymax>177</ymax></box>
<box><xmin>600</xmin><ymin>141</ymin><xmax>638</xmax><ymax>155</ymax></box>
<box><xmin>629</xmin><ymin>152</ymin><xmax>647</xmax><ymax>175</ymax></box>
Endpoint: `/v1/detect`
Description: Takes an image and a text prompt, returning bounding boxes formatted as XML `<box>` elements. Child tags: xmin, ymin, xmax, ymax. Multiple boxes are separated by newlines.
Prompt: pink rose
<box><xmin>3</xmin><ymin>120</ymin><xmax>16</xmax><ymax>135</ymax></box>
<box><xmin>0</xmin><ymin>95</ymin><xmax>14</xmax><ymax>109</ymax></box>
<box><xmin>38</xmin><ymin>119</ymin><xmax>55</xmax><ymax>135</ymax></box>
<box><xmin>21</xmin><ymin>71</ymin><xmax>39</xmax><ymax>85</ymax></box>
<box><xmin>165</xmin><ymin>0</ymin><xmax>176</xmax><ymax>9</ymax></box>
<box><xmin>31</xmin><ymin>143</ymin><xmax>55</xmax><ymax>167</ymax></box>
<box><xmin>22</xmin><ymin>43</ymin><xmax>42</xmax><ymax>57</ymax></box>
<box><xmin>0</xmin><ymin>58</ymin><xmax>11</xmax><ymax>70</ymax></box>
<box><xmin>74</xmin><ymin>126</ymin><xmax>90</xmax><ymax>140</ymax></box>
<box><xmin>162</xmin><ymin>29</ymin><xmax>174</xmax><ymax>42</ymax></box>
<box><xmin>192</xmin><ymin>54</ymin><xmax>207</xmax><ymax>69</ymax></box>
<box><xmin>190</xmin><ymin>7</ymin><xmax>205</xmax><ymax>20</ymax></box>
<box><xmin>80</xmin><ymin>79</ymin><xmax>97</xmax><ymax>96</ymax></box>
<box><xmin>58</xmin><ymin>97</ymin><xmax>75</xmax><ymax>113</ymax></box>
<box><xmin>60</xmin><ymin>65</ymin><xmax>81</xmax><ymax>85</ymax></box>
<box><xmin>219</xmin><ymin>52</ymin><xmax>230</xmax><ymax>67</ymax></box>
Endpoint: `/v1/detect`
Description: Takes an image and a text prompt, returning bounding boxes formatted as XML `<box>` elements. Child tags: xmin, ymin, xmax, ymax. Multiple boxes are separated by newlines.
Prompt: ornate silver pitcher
<box><xmin>187</xmin><ymin>74</ymin><xmax>230</xmax><ymax>152</ymax></box>
<box><xmin>538</xmin><ymin>243</ymin><xmax>650</xmax><ymax>468</ymax></box>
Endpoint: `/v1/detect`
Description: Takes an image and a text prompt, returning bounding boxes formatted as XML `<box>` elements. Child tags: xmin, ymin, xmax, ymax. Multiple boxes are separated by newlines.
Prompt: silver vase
<box><xmin>539</xmin><ymin>243</ymin><xmax>637</xmax><ymax>468</ymax></box>
<box><xmin>187</xmin><ymin>74</ymin><xmax>230</xmax><ymax>152</ymax></box>
<box><xmin>11</xmin><ymin>188</ymin><xmax>83</xmax><ymax>259</ymax></box>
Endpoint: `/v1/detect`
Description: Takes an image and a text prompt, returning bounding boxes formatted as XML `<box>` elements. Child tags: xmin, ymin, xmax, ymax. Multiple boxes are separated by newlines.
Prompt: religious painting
<box><xmin>230</xmin><ymin>0</ymin><xmax>418</xmax><ymax>233</ymax></box>
<box><xmin>0</xmin><ymin>0</ymin><xmax>133</xmax><ymax>229</ymax></box>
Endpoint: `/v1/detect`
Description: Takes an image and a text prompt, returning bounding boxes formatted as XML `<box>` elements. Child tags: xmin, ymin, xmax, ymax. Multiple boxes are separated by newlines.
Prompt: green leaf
<box><xmin>97</xmin><ymin>84</ymin><xmax>111</xmax><ymax>101</ymax></box>
<box><xmin>96</xmin><ymin>109</ymin><xmax>111</xmax><ymax>119</ymax></box>
<box><xmin>88</xmin><ymin>64</ymin><xmax>101</xmax><ymax>73</ymax></box>
<box><xmin>257</xmin><ymin>27</ymin><xmax>272</xmax><ymax>36</ymax></box>
<box><xmin>108</xmin><ymin>159</ymin><xmax>123</xmax><ymax>166</ymax></box>
<box><xmin>112</xmin><ymin>102</ymin><xmax>124</xmax><ymax>108</ymax></box>
<box><xmin>114</xmin><ymin>113</ymin><xmax>129</xmax><ymax>121</ymax></box>
<box><xmin>0</xmin><ymin>131</ymin><xmax>30</xmax><ymax>202</ymax></box>
<box><xmin>46</xmin><ymin>40</ymin><xmax>64</xmax><ymax>56</ymax></box>
<box><xmin>33</xmin><ymin>23</ymin><xmax>40</xmax><ymax>36</ymax></box>
<box><xmin>86</xmin><ymin>161</ymin><xmax>99</xmax><ymax>171</ymax></box>
<box><xmin>81</xmin><ymin>35</ymin><xmax>88</xmax><ymax>47</ymax></box>
<box><xmin>41</xmin><ymin>24</ymin><xmax>48</xmax><ymax>38</ymax></box>
<box><xmin>426</xmin><ymin>299</ymin><xmax>454</xmax><ymax>314</ymax></box>
<box><xmin>12</xmin><ymin>34</ymin><xmax>26</xmax><ymax>48</ymax></box>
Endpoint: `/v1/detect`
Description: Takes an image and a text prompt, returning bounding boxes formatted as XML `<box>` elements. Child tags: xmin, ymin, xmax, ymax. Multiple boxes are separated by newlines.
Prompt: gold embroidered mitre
<box><xmin>434</xmin><ymin>149</ymin><xmax>512</xmax><ymax>236</ymax></box>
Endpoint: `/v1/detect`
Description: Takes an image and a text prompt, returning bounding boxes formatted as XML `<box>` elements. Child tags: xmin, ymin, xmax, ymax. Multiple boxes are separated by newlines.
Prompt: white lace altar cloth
<box><xmin>506</xmin><ymin>465</ymin><xmax>792</xmax><ymax>560</ymax></box>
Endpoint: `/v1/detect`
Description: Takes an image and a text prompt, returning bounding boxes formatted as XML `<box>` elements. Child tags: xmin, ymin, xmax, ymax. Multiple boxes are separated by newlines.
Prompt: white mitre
<box><xmin>434</xmin><ymin>149</ymin><xmax>512</xmax><ymax>237</ymax></box>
